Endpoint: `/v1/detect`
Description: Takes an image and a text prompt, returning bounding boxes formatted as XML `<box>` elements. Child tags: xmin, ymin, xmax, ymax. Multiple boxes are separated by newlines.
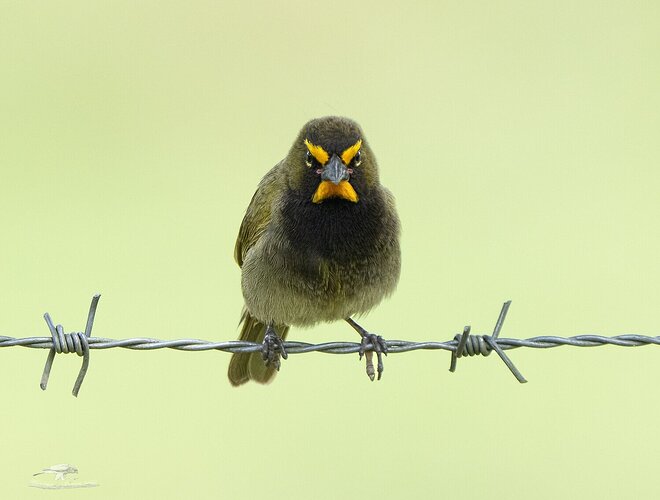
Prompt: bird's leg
<box><xmin>261</xmin><ymin>323</ymin><xmax>288</xmax><ymax>370</ymax></box>
<box><xmin>345</xmin><ymin>318</ymin><xmax>388</xmax><ymax>381</ymax></box>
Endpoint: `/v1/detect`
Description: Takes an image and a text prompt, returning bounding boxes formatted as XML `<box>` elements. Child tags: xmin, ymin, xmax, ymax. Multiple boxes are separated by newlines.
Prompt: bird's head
<box><xmin>286</xmin><ymin>116</ymin><xmax>380</xmax><ymax>204</ymax></box>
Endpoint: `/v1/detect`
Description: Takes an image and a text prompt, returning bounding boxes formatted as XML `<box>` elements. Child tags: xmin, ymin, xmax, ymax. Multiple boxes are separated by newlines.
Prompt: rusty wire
<box><xmin>1</xmin><ymin>295</ymin><xmax>659</xmax><ymax>396</ymax></box>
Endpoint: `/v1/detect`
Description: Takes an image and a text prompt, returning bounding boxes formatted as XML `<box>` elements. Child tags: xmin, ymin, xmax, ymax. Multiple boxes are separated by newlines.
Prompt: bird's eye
<box><xmin>305</xmin><ymin>151</ymin><xmax>313</xmax><ymax>167</ymax></box>
<box><xmin>354</xmin><ymin>151</ymin><xmax>362</xmax><ymax>166</ymax></box>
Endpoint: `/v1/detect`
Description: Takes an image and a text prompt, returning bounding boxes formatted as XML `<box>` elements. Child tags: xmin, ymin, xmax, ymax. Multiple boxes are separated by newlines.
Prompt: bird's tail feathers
<box><xmin>227</xmin><ymin>309</ymin><xmax>289</xmax><ymax>386</ymax></box>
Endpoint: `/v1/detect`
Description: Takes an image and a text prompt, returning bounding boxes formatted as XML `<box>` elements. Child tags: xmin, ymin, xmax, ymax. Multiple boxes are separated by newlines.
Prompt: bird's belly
<box><xmin>241</xmin><ymin>243</ymin><xmax>398</xmax><ymax>327</ymax></box>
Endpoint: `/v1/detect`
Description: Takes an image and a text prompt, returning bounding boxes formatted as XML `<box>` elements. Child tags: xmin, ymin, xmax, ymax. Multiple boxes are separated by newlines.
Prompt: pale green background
<box><xmin>1</xmin><ymin>1</ymin><xmax>659</xmax><ymax>499</ymax></box>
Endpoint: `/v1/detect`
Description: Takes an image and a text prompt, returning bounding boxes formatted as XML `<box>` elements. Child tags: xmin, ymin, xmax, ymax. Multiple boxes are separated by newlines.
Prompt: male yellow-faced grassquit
<box><xmin>228</xmin><ymin>116</ymin><xmax>401</xmax><ymax>385</ymax></box>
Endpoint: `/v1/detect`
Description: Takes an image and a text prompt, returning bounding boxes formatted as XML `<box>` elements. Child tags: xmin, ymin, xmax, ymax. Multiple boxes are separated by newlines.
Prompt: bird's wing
<box><xmin>234</xmin><ymin>162</ymin><xmax>284</xmax><ymax>267</ymax></box>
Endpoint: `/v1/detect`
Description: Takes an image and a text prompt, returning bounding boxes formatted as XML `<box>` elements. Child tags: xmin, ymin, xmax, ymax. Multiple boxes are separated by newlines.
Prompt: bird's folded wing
<box><xmin>234</xmin><ymin>161</ymin><xmax>284</xmax><ymax>267</ymax></box>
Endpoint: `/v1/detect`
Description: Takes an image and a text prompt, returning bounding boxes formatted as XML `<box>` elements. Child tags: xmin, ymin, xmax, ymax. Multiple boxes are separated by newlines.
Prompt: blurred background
<box><xmin>1</xmin><ymin>1</ymin><xmax>659</xmax><ymax>498</ymax></box>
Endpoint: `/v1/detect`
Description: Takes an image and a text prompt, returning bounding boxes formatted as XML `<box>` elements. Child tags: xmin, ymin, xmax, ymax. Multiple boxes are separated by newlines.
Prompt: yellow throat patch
<box><xmin>312</xmin><ymin>180</ymin><xmax>359</xmax><ymax>204</ymax></box>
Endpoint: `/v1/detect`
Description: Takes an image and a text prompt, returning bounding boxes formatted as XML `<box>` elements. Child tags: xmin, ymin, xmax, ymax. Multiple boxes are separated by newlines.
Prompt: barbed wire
<box><xmin>1</xmin><ymin>294</ymin><xmax>659</xmax><ymax>396</ymax></box>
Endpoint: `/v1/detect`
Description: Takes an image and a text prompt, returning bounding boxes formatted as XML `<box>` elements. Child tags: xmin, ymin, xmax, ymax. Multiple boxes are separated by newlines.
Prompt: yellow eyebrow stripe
<box><xmin>304</xmin><ymin>139</ymin><xmax>329</xmax><ymax>165</ymax></box>
<box><xmin>341</xmin><ymin>139</ymin><xmax>362</xmax><ymax>165</ymax></box>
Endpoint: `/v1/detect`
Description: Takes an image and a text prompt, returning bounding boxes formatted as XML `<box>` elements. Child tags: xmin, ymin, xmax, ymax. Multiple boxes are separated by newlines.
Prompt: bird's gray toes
<box><xmin>359</xmin><ymin>333</ymin><xmax>387</xmax><ymax>381</ymax></box>
<box><xmin>261</xmin><ymin>331</ymin><xmax>287</xmax><ymax>369</ymax></box>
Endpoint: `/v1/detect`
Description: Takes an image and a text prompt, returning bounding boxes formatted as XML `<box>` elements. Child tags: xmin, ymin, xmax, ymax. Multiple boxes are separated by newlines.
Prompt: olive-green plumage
<box><xmin>228</xmin><ymin>116</ymin><xmax>400</xmax><ymax>386</ymax></box>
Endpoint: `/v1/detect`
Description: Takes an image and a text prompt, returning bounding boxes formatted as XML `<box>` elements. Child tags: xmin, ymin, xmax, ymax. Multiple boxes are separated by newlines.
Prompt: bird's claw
<box><xmin>261</xmin><ymin>329</ymin><xmax>288</xmax><ymax>370</ymax></box>
<box><xmin>359</xmin><ymin>333</ymin><xmax>388</xmax><ymax>381</ymax></box>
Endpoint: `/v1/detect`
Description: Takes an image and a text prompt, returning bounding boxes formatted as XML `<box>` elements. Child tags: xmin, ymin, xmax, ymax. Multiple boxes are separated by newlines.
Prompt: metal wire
<box><xmin>1</xmin><ymin>295</ymin><xmax>660</xmax><ymax>396</ymax></box>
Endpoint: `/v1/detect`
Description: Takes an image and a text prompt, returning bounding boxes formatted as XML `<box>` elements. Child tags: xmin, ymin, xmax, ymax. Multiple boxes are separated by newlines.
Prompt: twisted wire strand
<box><xmin>6</xmin><ymin>334</ymin><xmax>660</xmax><ymax>352</ymax></box>
<box><xmin>2</xmin><ymin>295</ymin><xmax>660</xmax><ymax>396</ymax></box>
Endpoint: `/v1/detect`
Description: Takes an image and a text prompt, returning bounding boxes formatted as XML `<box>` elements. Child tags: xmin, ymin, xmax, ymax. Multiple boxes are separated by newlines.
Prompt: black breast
<box><xmin>280</xmin><ymin>190</ymin><xmax>392</xmax><ymax>263</ymax></box>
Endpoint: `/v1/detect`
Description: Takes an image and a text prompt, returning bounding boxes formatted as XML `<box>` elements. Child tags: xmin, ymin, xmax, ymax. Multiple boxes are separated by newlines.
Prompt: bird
<box><xmin>33</xmin><ymin>464</ymin><xmax>78</xmax><ymax>481</ymax></box>
<box><xmin>228</xmin><ymin>116</ymin><xmax>401</xmax><ymax>386</ymax></box>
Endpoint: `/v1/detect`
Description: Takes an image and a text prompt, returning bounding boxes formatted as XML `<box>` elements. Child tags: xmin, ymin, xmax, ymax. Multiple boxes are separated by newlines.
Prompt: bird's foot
<box><xmin>346</xmin><ymin>318</ymin><xmax>388</xmax><ymax>381</ymax></box>
<box><xmin>360</xmin><ymin>333</ymin><xmax>388</xmax><ymax>381</ymax></box>
<box><xmin>261</xmin><ymin>325</ymin><xmax>288</xmax><ymax>370</ymax></box>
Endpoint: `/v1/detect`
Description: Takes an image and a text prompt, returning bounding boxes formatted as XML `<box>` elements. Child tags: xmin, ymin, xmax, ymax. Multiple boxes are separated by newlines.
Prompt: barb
<box><xmin>447</xmin><ymin>301</ymin><xmax>526</xmax><ymax>382</ymax></box>
<box><xmin>39</xmin><ymin>295</ymin><xmax>100</xmax><ymax>397</ymax></box>
<box><xmin>2</xmin><ymin>295</ymin><xmax>660</xmax><ymax>396</ymax></box>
